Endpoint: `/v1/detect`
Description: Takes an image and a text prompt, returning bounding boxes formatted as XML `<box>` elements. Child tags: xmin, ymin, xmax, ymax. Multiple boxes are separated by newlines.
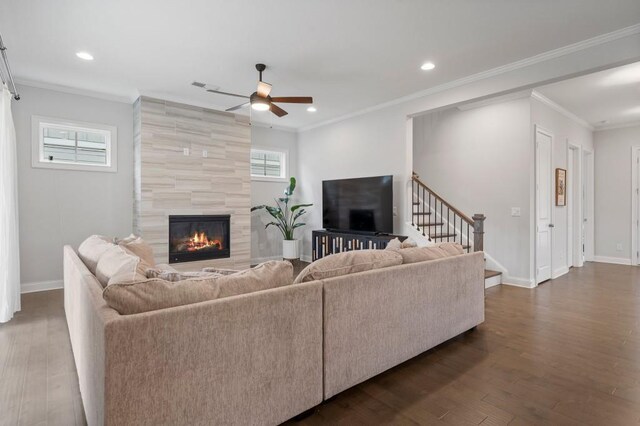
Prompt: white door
<box><xmin>535</xmin><ymin>127</ymin><xmax>553</xmax><ymax>284</ymax></box>
<box><xmin>636</xmin><ymin>151</ymin><xmax>640</xmax><ymax>265</ymax></box>
<box><xmin>567</xmin><ymin>146</ymin><xmax>574</xmax><ymax>268</ymax></box>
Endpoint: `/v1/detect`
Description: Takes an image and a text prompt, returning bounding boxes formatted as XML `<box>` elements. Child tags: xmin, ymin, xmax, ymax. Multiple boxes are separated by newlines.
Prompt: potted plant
<box><xmin>251</xmin><ymin>177</ymin><xmax>312</xmax><ymax>260</ymax></box>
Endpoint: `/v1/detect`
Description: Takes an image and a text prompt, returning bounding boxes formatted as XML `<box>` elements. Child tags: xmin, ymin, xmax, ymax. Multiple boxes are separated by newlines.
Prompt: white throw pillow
<box><xmin>96</xmin><ymin>245</ymin><xmax>144</xmax><ymax>287</ymax></box>
<box><xmin>77</xmin><ymin>235</ymin><xmax>115</xmax><ymax>275</ymax></box>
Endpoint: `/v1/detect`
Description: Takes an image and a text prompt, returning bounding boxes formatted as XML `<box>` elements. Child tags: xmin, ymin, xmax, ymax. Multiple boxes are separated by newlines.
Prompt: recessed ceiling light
<box><xmin>76</xmin><ymin>51</ymin><xmax>94</xmax><ymax>61</ymax></box>
<box><xmin>420</xmin><ymin>62</ymin><xmax>435</xmax><ymax>71</ymax></box>
<box><xmin>307</xmin><ymin>106</ymin><xmax>317</xmax><ymax>112</ymax></box>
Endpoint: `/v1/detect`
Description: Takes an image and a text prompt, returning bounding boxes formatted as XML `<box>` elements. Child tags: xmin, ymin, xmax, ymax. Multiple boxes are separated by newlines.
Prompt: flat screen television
<box><xmin>322</xmin><ymin>175</ymin><xmax>393</xmax><ymax>234</ymax></box>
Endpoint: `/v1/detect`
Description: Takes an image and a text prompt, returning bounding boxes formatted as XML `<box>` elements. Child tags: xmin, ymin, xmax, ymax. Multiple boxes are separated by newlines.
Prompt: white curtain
<box><xmin>0</xmin><ymin>84</ymin><xmax>20</xmax><ymax>323</ymax></box>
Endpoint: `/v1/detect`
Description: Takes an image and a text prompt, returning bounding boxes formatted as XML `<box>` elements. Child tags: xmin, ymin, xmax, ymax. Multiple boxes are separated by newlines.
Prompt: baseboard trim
<box><xmin>21</xmin><ymin>280</ymin><xmax>63</xmax><ymax>294</ymax></box>
<box><xmin>552</xmin><ymin>266</ymin><xmax>570</xmax><ymax>279</ymax></box>
<box><xmin>501</xmin><ymin>276</ymin><xmax>536</xmax><ymax>288</ymax></box>
<box><xmin>592</xmin><ymin>256</ymin><xmax>632</xmax><ymax>265</ymax></box>
<box><xmin>301</xmin><ymin>255</ymin><xmax>313</xmax><ymax>263</ymax></box>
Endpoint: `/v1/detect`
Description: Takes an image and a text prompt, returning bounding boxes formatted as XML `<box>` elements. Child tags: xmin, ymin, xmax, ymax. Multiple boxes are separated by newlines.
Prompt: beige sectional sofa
<box><xmin>64</xmin><ymin>240</ymin><xmax>484</xmax><ymax>425</ymax></box>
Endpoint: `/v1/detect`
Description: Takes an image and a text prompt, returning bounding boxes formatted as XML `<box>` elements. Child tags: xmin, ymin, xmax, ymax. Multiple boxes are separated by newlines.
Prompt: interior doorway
<box><xmin>535</xmin><ymin>126</ymin><xmax>553</xmax><ymax>284</ymax></box>
<box><xmin>582</xmin><ymin>149</ymin><xmax>594</xmax><ymax>262</ymax></box>
<box><xmin>633</xmin><ymin>147</ymin><xmax>640</xmax><ymax>265</ymax></box>
<box><xmin>568</xmin><ymin>143</ymin><xmax>583</xmax><ymax>267</ymax></box>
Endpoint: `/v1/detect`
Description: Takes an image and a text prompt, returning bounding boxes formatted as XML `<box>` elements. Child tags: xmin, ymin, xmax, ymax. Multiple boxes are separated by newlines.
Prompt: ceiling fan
<box><xmin>192</xmin><ymin>63</ymin><xmax>313</xmax><ymax>117</ymax></box>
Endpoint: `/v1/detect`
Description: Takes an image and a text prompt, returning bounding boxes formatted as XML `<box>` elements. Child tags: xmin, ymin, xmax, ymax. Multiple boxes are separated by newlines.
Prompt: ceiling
<box><xmin>537</xmin><ymin>61</ymin><xmax>640</xmax><ymax>129</ymax></box>
<box><xmin>1</xmin><ymin>0</ymin><xmax>639</xmax><ymax>129</ymax></box>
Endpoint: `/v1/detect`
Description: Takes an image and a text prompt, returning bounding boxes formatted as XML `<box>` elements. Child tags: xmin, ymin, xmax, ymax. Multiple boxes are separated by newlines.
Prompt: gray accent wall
<box><xmin>12</xmin><ymin>85</ymin><xmax>134</xmax><ymax>291</ymax></box>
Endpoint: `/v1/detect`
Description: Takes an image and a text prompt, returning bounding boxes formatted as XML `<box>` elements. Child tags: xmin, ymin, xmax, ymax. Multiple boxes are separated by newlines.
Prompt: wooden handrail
<box><xmin>411</xmin><ymin>172</ymin><xmax>474</xmax><ymax>225</ymax></box>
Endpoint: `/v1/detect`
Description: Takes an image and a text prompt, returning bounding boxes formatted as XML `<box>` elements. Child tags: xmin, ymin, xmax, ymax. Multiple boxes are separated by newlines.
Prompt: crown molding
<box><xmin>530</xmin><ymin>90</ymin><xmax>594</xmax><ymax>130</ymax></box>
<box><xmin>456</xmin><ymin>89</ymin><xmax>533</xmax><ymax>111</ymax></box>
<box><xmin>594</xmin><ymin>120</ymin><xmax>640</xmax><ymax>131</ymax></box>
<box><xmin>14</xmin><ymin>78</ymin><xmax>134</xmax><ymax>104</ymax></box>
<box><xmin>299</xmin><ymin>23</ymin><xmax>640</xmax><ymax>132</ymax></box>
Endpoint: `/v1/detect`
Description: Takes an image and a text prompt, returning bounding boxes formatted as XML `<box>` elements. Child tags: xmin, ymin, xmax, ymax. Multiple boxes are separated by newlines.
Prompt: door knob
<box><xmin>548</xmin><ymin>224</ymin><xmax>555</xmax><ymax>228</ymax></box>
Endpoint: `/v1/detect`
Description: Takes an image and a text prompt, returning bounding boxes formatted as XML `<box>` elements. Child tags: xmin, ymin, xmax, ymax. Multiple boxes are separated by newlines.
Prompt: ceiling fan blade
<box><xmin>270</xmin><ymin>96</ymin><xmax>313</xmax><ymax>104</ymax></box>
<box><xmin>257</xmin><ymin>81</ymin><xmax>272</xmax><ymax>98</ymax></box>
<box><xmin>206</xmin><ymin>89</ymin><xmax>249</xmax><ymax>99</ymax></box>
<box><xmin>226</xmin><ymin>102</ymin><xmax>250</xmax><ymax>112</ymax></box>
<box><xmin>270</xmin><ymin>103</ymin><xmax>288</xmax><ymax>117</ymax></box>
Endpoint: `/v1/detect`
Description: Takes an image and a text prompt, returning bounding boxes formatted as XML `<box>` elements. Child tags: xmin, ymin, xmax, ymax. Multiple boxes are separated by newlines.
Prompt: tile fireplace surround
<box><xmin>133</xmin><ymin>96</ymin><xmax>251</xmax><ymax>271</ymax></box>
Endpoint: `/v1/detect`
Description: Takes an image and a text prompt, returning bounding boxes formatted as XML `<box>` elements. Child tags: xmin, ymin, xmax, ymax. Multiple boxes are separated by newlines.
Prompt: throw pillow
<box><xmin>77</xmin><ymin>235</ymin><xmax>115</xmax><ymax>275</ymax></box>
<box><xmin>385</xmin><ymin>237</ymin><xmax>418</xmax><ymax>250</ymax></box>
<box><xmin>97</xmin><ymin>245</ymin><xmax>150</xmax><ymax>287</ymax></box>
<box><xmin>294</xmin><ymin>249</ymin><xmax>403</xmax><ymax>284</ymax></box>
<box><xmin>103</xmin><ymin>260</ymin><xmax>294</xmax><ymax>315</ymax></box>
<box><xmin>118</xmin><ymin>235</ymin><xmax>156</xmax><ymax>266</ymax></box>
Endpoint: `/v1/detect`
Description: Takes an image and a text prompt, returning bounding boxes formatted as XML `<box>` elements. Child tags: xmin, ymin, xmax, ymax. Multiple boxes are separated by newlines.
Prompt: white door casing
<box><xmin>633</xmin><ymin>147</ymin><xmax>640</xmax><ymax>265</ymax></box>
<box><xmin>535</xmin><ymin>126</ymin><xmax>553</xmax><ymax>284</ymax></box>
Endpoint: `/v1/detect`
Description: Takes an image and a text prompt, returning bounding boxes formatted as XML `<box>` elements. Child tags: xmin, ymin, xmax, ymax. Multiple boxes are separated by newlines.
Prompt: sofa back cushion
<box><xmin>96</xmin><ymin>245</ymin><xmax>149</xmax><ymax>287</ymax></box>
<box><xmin>118</xmin><ymin>235</ymin><xmax>156</xmax><ymax>267</ymax></box>
<box><xmin>394</xmin><ymin>242</ymin><xmax>465</xmax><ymax>264</ymax></box>
<box><xmin>77</xmin><ymin>235</ymin><xmax>114</xmax><ymax>275</ymax></box>
<box><xmin>103</xmin><ymin>260</ymin><xmax>293</xmax><ymax>315</ymax></box>
<box><xmin>294</xmin><ymin>249</ymin><xmax>403</xmax><ymax>284</ymax></box>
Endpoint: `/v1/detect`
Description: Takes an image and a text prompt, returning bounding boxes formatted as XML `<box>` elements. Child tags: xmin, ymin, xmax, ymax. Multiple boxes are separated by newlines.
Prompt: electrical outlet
<box><xmin>511</xmin><ymin>207</ymin><xmax>521</xmax><ymax>217</ymax></box>
<box><xmin>616</xmin><ymin>243</ymin><xmax>623</xmax><ymax>251</ymax></box>
<box><xmin>202</xmin><ymin>150</ymin><xmax>208</xmax><ymax>158</ymax></box>
<box><xmin>393</xmin><ymin>206</ymin><xmax>398</xmax><ymax>217</ymax></box>
<box><xmin>183</xmin><ymin>147</ymin><xmax>190</xmax><ymax>156</ymax></box>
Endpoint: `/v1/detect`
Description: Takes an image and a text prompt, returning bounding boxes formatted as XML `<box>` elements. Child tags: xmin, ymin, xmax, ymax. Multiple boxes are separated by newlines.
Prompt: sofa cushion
<box><xmin>103</xmin><ymin>260</ymin><xmax>294</xmax><ymax>315</ymax></box>
<box><xmin>118</xmin><ymin>235</ymin><xmax>156</xmax><ymax>267</ymax></box>
<box><xmin>97</xmin><ymin>245</ymin><xmax>150</xmax><ymax>287</ymax></box>
<box><xmin>294</xmin><ymin>249</ymin><xmax>403</xmax><ymax>284</ymax></box>
<box><xmin>395</xmin><ymin>242</ymin><xmax>465</xmax><ymax>264</ymax></box>
<box><xmin>77</xmin><ymin>235</ymin><xmax>115</xmax><ymax>275</ymax></box>
<box><xmin>145</xmin><ymin>269</ymin><xmax>224</xmax><ymax>282</ymax></box>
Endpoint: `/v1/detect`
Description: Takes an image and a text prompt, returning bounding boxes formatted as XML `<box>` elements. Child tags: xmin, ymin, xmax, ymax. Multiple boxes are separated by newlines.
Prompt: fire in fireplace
<box><xmin>168</xmin><ymin>215</ymin><xmax>230</xmax><ymax>263</ymax></box>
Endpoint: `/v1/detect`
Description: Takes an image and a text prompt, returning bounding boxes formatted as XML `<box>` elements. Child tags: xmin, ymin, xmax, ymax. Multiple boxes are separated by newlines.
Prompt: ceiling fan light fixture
<box><xmin>307</xmin><ymin>106</ymin><xmax>317</xmax><ymax>112</ymax></box>
<box><xmin>251</xmin><ymin>102</ymin><xmax>270</xmax><ymax>111</ymax></box>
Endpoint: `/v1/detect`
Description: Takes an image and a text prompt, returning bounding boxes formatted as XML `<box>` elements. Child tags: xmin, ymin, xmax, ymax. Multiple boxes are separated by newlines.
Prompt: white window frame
<box><xmin>250</xmin><ymin>146</ymin><xmax>288</xmax><ymax>182</ymax></box>
<box><xmin>31</xmin><ymin>115</ymin><xmax>118</xmax><ymax>173</ymax></box>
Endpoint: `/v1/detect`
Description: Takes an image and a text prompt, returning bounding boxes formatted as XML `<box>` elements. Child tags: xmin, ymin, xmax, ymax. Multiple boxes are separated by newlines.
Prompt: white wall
<box><xmin>250</xmin><ymin>126</ymin><xmax>299</xmax><ymax>263</ymax></box>
<box><xmin>530</xmin><ymin>97</ymin><xmax>594</xmax><ymax>275</ymax></box>
<box><xmin>12</xmin><ymin>85</ymin><xmax>134</xmax><ymax>291</ymax></box>
<box><xmin>413</xmin><ymin>98</ymin><xmax>532</xmax><ymax>282</ymax></box>
<box><xmin>594</xmin><ymin>124</ymin><xmax>640</xmax><ymax>262</ymax></box>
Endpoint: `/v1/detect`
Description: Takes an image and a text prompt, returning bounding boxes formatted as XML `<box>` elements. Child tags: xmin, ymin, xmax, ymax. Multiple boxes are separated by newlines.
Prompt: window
<box><xmin>32</xmin><ymin>116</ymin><xmax>118</xmax><ymax>172</ymax></box>
<box><xmin>250</xmin><ymin>148</ymin><xmax>287</xmax><ymax>181</ymax></box>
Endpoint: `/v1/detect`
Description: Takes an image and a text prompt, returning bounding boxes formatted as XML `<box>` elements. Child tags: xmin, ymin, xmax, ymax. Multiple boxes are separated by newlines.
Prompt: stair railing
<box><xmin>411</xmin><ymin>172</ymin><xmax>485</xmax><ymax>253</ymax></box>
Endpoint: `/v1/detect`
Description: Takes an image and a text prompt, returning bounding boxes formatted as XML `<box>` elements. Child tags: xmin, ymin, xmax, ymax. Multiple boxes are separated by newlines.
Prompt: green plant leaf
<box><xmin>292</xmin><ymin>222</ymin><xmax>306</xmax><ymax>228</ymax></box>
<box><xmin>284</xmin><ymin>177</ymin><xmax>296</xmax><ymax>196</ymax></box>
<box><xmin>251</xmin><ymin>205</ymin><xmax>266</xmax><ymax>212</ymax></box>
<box><xmin>290</xmin><ymin>203</ymin><xmax>313</xmax><ymax>213</ymax></box>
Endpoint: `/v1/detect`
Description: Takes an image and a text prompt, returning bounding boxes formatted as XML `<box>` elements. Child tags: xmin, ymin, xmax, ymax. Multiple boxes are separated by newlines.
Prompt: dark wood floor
<box><xmin>1</xmin><ymin>262</ymin><xmax>639</xmax><ymax>425</ymax></box>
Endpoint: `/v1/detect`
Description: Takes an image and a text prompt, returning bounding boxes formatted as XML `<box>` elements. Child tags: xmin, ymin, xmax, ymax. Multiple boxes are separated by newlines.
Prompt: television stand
<box><xmin>312</xmin><ymin>229</ymin><xmax>407</xmax><ymax>261</ymax></box>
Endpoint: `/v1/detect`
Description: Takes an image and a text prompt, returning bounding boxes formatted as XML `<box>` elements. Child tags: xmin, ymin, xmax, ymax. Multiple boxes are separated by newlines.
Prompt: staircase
<box><xmin>411</xmin><ymin>172</ymin><xmax>501</xmax><ymax>287</ymax></box>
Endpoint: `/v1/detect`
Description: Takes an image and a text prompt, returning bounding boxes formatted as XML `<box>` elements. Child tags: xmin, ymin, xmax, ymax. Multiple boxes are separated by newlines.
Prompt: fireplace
<box><xmin>168</xmin><ymin>215</ymin><xmax>230</xmax><ymax>263</ymax></box>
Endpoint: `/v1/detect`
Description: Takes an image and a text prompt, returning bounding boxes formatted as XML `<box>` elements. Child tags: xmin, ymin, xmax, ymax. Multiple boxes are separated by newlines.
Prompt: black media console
<box><xmin>312</xmin><ymin>229</ymin><xmax>407</xmax><ymax>261</ymax></box>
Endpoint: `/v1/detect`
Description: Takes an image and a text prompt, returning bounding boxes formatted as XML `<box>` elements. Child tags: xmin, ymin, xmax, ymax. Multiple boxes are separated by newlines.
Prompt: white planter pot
<box><xmin>282</xmin><ymin>239</ymin><xmax>300</xmax><ymax>260</ymax></box>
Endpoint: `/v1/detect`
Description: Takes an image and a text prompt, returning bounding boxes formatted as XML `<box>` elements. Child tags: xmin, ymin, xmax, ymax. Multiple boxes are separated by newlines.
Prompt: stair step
<box><xmin>429</xmin><ymin>233</ymin><xmax>457</xmax><ymax>239</ymax></box>
<box><xmin>412</xmin><ymin>202</ymin><xmax>420</xmax><ymax>205</ymax></box>
<box><xmin>420</xmin><ymin>222</ymin><xmax>444</xmax><ymax>227</ymax></box>
<box><xmin>413</xmin><ymin>212</ymin><xmax>432</xmax><ymax>216</ymax></box>
<box><xmin>484</xmin><ymin>269</ymin><xmax>502</xmax><ymax>279</ymax></box>
<box><xmin>462</xmin><ymin>245</ymin><xmax>471</xmax><ymax>250</ymax></box>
